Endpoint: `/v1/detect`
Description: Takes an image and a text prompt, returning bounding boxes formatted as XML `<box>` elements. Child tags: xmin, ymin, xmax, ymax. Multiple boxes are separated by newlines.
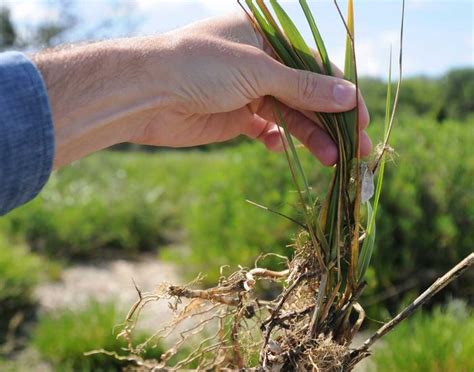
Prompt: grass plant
<box><xmin>46</xmin><ymin>1</ymin><xmax>474</xmax><ymax>370</ymax></box>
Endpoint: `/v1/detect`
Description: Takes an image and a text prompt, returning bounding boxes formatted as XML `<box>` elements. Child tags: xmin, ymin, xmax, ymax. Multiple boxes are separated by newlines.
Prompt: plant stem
<box><xmin>354</xmin><ymin>252</ymin><xmax>474</xmax><ymax>355</ymax></box>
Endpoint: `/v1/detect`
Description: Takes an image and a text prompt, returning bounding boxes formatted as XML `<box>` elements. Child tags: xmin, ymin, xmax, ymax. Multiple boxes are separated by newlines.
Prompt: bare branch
<box><xmin>356</xmin><ymin>253</ymin><xmax>473</xmax><ymax>354</ymax></box>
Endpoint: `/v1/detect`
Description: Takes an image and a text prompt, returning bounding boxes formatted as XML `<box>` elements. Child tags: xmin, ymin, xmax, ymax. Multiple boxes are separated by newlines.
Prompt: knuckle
<box><xmin>246</xmin><ymin>47</ymin><xmax>271</xmax><ymax>70</ymax></box>
<box><xmin>244</xmin><ymin>47</ymin><xmax>273</xmax><ymax>93</ymax></box>
<box><xmin>297</xmin><ymin>71</ymin><xmax>320</xmax><ymax>102</ymax></box>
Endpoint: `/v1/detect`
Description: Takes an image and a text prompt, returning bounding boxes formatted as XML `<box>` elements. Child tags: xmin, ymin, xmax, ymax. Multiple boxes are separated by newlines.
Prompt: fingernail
<box><xmin>333</xmin><ymin>83</ymin><xmax>356</xmax><ymax>106</ymax></box>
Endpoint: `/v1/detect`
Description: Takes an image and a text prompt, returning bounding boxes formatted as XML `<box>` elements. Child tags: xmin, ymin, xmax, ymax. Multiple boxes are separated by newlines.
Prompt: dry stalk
<box><xmin>348</xmin><ymin>252</ymin><xmax>474</xmax><ymax>367</ymax></box>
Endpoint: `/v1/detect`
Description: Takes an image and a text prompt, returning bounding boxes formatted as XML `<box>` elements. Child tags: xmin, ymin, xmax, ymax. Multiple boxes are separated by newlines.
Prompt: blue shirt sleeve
<box><xmin>0</xmin><ymin>51</ymin><xmax>54</xmax><ymax>216</ymax></box>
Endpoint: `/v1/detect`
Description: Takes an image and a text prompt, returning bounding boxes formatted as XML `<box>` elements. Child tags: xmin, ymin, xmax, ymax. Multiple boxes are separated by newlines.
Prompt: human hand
<box><xmin>131</xmin><ymin>14</ymin><xmax>371</xmax><ymax>166</ymax></box>
<box><xmin>35</xmin><ymin>14</ymin><xmax>370</xmax><ymax>169</ymax></box>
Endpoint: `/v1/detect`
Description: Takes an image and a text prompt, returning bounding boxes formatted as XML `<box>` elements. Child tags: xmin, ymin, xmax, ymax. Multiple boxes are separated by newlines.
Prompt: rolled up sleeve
<box><xmin>0</xmin><ymin>51</ymin><xmax>54</xmax><ymax>216</ymax></box>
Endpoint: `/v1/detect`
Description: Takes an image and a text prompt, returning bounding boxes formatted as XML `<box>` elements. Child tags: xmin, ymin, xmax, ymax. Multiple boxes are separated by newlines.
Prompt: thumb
<box><xmin>258</xmin><ymin>56</ymin><xmax>357</xmax><ymax>113</ymax></box>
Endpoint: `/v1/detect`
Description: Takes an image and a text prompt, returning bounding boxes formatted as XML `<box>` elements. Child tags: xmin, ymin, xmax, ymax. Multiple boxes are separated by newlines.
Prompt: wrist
<box><xmin>32</xmin><ymin>38</ymin><xmax>171</xmax><ymax>168</ymax></box>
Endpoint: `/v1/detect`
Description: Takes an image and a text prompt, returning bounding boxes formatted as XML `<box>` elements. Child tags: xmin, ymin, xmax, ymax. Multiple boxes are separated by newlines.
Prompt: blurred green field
<box><xmin>1</xmin><ymin>116</ymin><xmax>471</xmax><ymax>290</ymax></box>
<box><xmin>0</xmin><ymin>69</ymin><xmax>473</xmax><ymax>370</ymax></box>
<box><xmin>372</xmin><ymin>301</ymin><xmax>474</xmax><ymax>372</ymax></box>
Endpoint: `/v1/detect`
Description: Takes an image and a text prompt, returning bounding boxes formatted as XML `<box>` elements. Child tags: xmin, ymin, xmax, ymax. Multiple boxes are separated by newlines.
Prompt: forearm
<box><xmin>29</xmin><ymin>14</ymin><xmax>368</xmax><ymax>170</ymax></box>
<box><xmin>32</xmin><ymin>37</ymin><xmax>171</xmax><ymax>169</ymax></box>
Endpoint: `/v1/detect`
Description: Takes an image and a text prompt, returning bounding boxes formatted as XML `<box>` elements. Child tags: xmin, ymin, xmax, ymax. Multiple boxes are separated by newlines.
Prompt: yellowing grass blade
<box><xmin>334</xmin><ymin>0</ymin><xmax>357</xmax><ymax>159</ymax></box>
<box><xmin>344</xmin><ymin>0</ymin><xmax>356</xmax><ymax>82</ymax></box>
<box><xmin>272</xmin><ymin>100</ymin><xmax>313</xmax><ymax>208</ymax></box>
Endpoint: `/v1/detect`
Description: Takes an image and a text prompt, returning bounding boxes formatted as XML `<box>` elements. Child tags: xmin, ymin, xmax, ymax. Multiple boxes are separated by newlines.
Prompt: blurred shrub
<box><xmin>32</xmin><ymin>301</ymin><xmax>163</xmax><ymax>371</ymax></box>
<box><xmin>360</xmin><ymin>67</ymin><xmax>473</xmax><ymax>122</ymax></box>
<box><xmin>358</xmin><ymin>77</ymin><xmax>391</xmax><ymax>120</ymax></box>
<box><xmin>0</xmin><ymin>116</ymin><xmax>471</xmax><ymax>311</ymax></box>
<box><xmin>0</xmin><ymin>236</ymin><xmax>59</xmax><ymax>343</ymax></box>
<box><xmin>180</xmin><ymin>143</ymin><xmax>326</xmax><ymax>284</ymax></box>
<box><xmin>442</xmin><ymin>68</ymin><xmax>474</xmax><ymax>121</ymax></box>
<box><xmin>180</xmin><ymin>117</ymin><xmax>473</xmax><ymax>299</ymax></box>
<box><xmin>360</xmin><ymin>77</ymin><xmax>443</xmax><ymax>120</ymax></box>
<box><xmin>0</xmin><ymin>151</ymin><xmax>212</xmax><ymax>260</ymax></box>
<box><xmin>362</xmin><ymin>117</ymin><xmax>473</xmax><ymax>316</ymax></box>
<box><xmin>372</xmin><ymin>300</ymin><xmax>474</xmax><ymax>371</ymax></box>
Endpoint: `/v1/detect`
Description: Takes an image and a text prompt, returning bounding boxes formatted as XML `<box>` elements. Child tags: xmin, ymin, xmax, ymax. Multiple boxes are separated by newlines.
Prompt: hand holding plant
<box><xmin>130</xmin><ymin>13</ymin><xmax>371</xmax><ymax>165</ymax></box>
<box><xmin>35</xmin><ymin>12</ymin><xmax>370</xmax><ymax>168</ymax></box>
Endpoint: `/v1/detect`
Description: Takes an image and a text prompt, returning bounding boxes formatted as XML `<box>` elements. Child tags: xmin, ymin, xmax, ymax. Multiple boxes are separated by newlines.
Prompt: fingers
<box><xmin>243</xmin><ymin>114</ymin><xmax>284</xmax><ymax>152</ymax></box>
<box><xmin>257</xmin><ymin>57</ymin><xmax>355</xmax><ymax>112</ymax></box>
<box><xmin>292</xmin><ymin>116</ymin><xmax>340</xmax><ymax>166</ymax></box>
<box><xmin>245</xmin><ymin>110</ymin><xmax>372</xmax><ymax>166</ymax></box>
<box><xmin>259</xmin><ymin>103</ymin><xmax>339</xmax><ymax>165</ymax></box>
<box><xmin>278</xmin><ymin>94</ymin><xmax>370</xmax><ymax>132</ymax></box>
<box><xmin>254</xmin><ymin>99</ymin><xmax>372</xmax><ymax>166</ymax></box>
<box><xmin>252</xmin><ymin>53</ymin><xmax>370</xmax><ymax>126</ymax></box>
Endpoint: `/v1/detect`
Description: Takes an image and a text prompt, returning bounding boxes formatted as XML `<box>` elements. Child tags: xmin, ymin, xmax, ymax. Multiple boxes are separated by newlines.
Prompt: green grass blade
<box><xmin>342</xmin><ymin>0</ymin><xmax>358</xmax><ymax>160</ymax></box>
<box><xmin>245</xmin><ymin>0</ymin><xmax>299</xmax><ymax>68</ymax></box>
<box><xmin>384</xmin><ymin>47</ymin><xmax>393</xmax><ymax>133</ymax></box>
<box><xmin>272</xmin><ymin>100</ymin><xmax>326</xmax><ymax>268</ymax></box>
<box><xmin>378</xmin><ymin>0</ymin><xmax>405</xmax><ymax>156</ymax></box>
<box><xmin>299</xmin><ymin>0</ymin><xmax>333</xmax><ymax>75</ymax></box>
<box><xmin>269</xmin><ymin>0</ymin><xmax>321</xmax><ymax>73</ymax></box>
<box><xmin>255</xmin><ymin>0</ymin><xmax>307</xmax><ymax>69</ymax></box>
<box><xmin>358</xmin><ymin>201</ymin><xmax>375</xmax><ymax>282</ymax></box>
<box><xmin>358</xmin><ymin>52</ymin><xmax>393</xmax><ymax>282</ymax></box>
<box><xmin>273</xmin><ymin>100</ymin><xmax>313</xmax><ymax>208</ymax></box>
<box><xmin>245</xmin><ymin>199</ymin><xmax>307</xmax><ymax>230</ymax></box>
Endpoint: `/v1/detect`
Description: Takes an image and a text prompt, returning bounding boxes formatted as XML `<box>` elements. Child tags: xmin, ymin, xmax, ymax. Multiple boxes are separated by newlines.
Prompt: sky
<box><xmin>3</xmin><ymin>0</ymin><xmax>473</xmax><ymax>78</ymax></box>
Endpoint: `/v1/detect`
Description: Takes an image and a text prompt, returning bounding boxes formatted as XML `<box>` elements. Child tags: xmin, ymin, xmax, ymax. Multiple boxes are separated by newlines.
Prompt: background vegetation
<box><xmin>31</xmin><ymin>301</ymin><xmax>163</xmax><ymax>371</ymax></box>
<box><xmin>1</xmin><ymin>3</ymin><xmax>473</xmax><ymax>370</ymax></box>
<box><xmin>372</xmin><ymin>300</ymin><xmax>474</xmax><ymax>371</ymax></box>
<box><xmin>0</xmin><ymin>67</ymin><xmax>473</xmax><ymax>370</ymax></box>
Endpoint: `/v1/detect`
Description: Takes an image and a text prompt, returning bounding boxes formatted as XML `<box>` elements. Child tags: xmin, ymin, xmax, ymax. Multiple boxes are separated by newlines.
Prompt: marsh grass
<box><xmin>87</xmin><ymin>1</ymin><xmax>474</xmax><ymax>370</ymax></box>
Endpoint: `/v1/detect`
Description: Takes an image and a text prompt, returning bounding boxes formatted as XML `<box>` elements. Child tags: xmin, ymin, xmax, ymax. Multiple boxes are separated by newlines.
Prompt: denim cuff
<box><xmin>0</xmin><ymin>51</ymin><xmax>54</xmax><ymax>215</ymax></box>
